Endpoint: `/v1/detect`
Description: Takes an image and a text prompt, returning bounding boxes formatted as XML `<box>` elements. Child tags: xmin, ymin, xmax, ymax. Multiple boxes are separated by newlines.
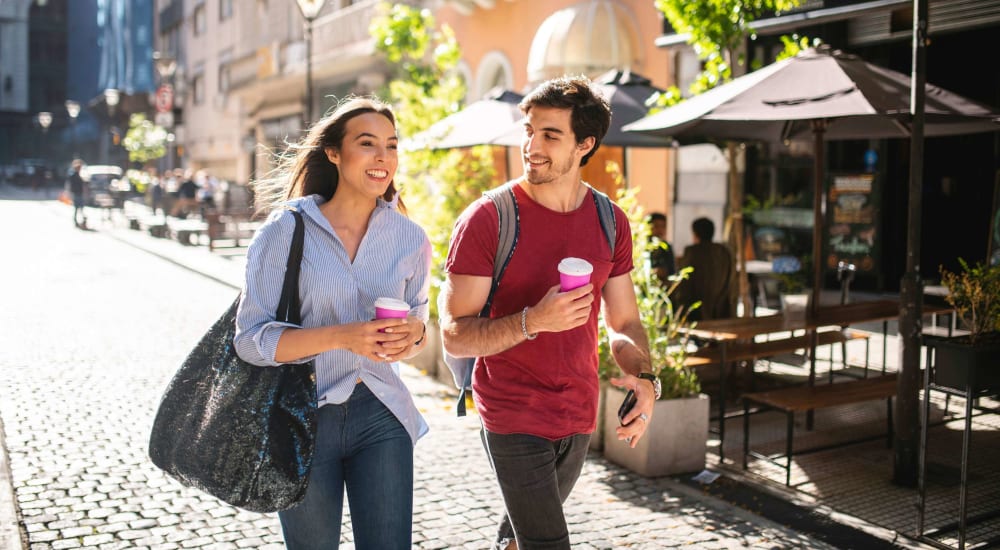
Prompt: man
<box><xmin>66</xmin><ymin>159</ymin><xmax>86</xmax><ymax>228</ymax></box>
<box><xmin>647</xmin><ymin>212</ymin><xmax>675</xmax><ymax>284</ymax></box>
<box><xmin>676</xmin><ymin>217</ymin><xmax>737</xmax><ymax>320</ymax></box>
<box><xmin>441</xmin><ymin>76</ymin><xmax>658</xmax><ymax>550</ymax></box>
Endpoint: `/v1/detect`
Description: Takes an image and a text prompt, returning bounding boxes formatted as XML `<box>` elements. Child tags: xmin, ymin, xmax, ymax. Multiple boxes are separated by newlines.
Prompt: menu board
<box><xmin>826</xmin><ymin>173</ymin><xmax>880</xmax><ymax>274</ymax></box>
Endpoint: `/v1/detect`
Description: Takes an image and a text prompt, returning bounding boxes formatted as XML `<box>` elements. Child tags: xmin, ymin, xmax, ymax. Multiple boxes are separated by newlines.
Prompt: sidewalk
<box><xmin>0</xmin><ymin>186</ymin><xmax>952</xmax><ymax>549</ymax></box>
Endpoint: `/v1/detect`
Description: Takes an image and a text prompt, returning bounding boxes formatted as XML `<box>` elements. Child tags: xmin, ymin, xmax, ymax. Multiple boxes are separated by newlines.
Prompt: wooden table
<box><xmin>681</xmin><ymin>299</ymin><xmax>955</xmax><ymax>460</ymax></box>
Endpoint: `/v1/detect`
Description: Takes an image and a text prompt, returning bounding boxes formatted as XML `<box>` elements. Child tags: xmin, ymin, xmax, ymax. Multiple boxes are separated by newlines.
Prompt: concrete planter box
<box><xmin>602</xmin><ymin>387</ymin><xmax>709</xmax><ymax>477</ymax></box>
<box><xmin>589</xmin><ymin>380</ymin><xmax>609</xmax><ymax>452</ymax></box>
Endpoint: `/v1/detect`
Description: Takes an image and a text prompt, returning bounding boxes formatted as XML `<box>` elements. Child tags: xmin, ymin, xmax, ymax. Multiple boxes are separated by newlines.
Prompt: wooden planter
<box><xmin>932</xmin><ymin>336</ymin><xmax>1000</xmax><ymax>393</ymax></box>
<box><xmin>602</xmin><ymin>387</ymin><xmax>709</xmax><ymax>477</ymax></box>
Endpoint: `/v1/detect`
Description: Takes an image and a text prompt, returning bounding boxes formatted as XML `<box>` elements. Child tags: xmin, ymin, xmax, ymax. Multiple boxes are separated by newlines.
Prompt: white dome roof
<box><xmin>527</xmin><ymin>0</ymin><xmax>643</xmax><ymax>84</ymax></box>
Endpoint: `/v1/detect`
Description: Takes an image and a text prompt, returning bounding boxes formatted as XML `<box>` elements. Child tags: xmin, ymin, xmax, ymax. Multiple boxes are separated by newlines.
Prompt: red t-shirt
<box><xmin>445</xmin><ymin>184</ymin><xmax>633</xmax><ymax>440</ymax></box>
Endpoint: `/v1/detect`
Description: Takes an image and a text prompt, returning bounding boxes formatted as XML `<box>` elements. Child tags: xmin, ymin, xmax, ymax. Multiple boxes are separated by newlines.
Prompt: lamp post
<box><xmin>65</xmin><ymin>100</ymin><xmax>80</xmax><ymax>158</ymax></box>
<box><xmin>103</xmin><ymin>89</ymin><xmax>120</xmax><ymax>165</ymax></box>
<box><xmin>295</xmin><ymin>0</ymin><xmax>326</xmax><ymax>125</ymax></box>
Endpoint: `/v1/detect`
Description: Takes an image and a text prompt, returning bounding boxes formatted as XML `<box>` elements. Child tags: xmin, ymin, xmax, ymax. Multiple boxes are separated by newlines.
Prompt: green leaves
<box><xmin>370</xmin><ymin>2</ymin><xmax>493</xmax><ymax>318</ymax></box>
<box><xmin>122</xmin><ymin>113</ymin><xmax>167</xmax><ymax>164</ymax></box>
<box><xmin>940</xmin><ymin>259</ymin><xmax>1000</xmax><ymax>344</ymax></box>
<box><xmin>654</xmin><ymin>0</ymin><xmax>810</xmax><ymax>98</ymax></box>
<box><xmin>597</xmin><ymin>162</ymin><xmax>701</xmax><ymax>399</ymax></box>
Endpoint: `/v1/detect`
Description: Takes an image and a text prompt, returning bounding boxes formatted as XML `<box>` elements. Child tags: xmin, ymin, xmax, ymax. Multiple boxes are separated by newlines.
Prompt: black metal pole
<box><xmin>894</xmin><ymin>0</ymin><xmax>928</xmax><ymax>487</ymax></box>
<box><xmin>810</xmin><ymin>120</ymin><xmax>827</xmax><ymax>319</ymax></box>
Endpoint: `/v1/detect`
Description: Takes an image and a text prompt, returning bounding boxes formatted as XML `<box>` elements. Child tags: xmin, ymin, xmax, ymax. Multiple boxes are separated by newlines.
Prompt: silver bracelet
<box><xmin>521</xmin><ymin>306</ymin><xmax>537</xmax><ymax>340</ymax></box>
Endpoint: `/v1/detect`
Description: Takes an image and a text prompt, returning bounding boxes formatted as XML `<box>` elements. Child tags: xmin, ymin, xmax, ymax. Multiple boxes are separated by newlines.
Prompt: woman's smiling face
<box><xmin>325</xmin><ymin>112</ymin><xmax>399</xmax><ymax>199</ymax></box>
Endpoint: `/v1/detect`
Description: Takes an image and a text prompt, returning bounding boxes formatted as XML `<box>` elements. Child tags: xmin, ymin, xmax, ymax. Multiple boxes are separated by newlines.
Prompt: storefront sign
<box><xmin>826</xmin><ymin>173</ymin><xmax>880</xmax><ymax>273</ymax></box>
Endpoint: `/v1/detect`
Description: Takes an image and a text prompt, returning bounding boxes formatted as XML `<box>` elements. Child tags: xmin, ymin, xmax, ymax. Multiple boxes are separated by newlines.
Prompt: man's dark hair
<box><xmin>692</xmin><ymin>217</ymin><xmax>715</xmax><ymax>242</ymax></box>
<box><xmin>647</xmin><ymin>212</ymin><xmax>666</xmax><ymax>224</ymax></box>
<box><xmin>519</xmin><ymin>76</ymin><xmax>611</xmax><ymax>167</ymax></box>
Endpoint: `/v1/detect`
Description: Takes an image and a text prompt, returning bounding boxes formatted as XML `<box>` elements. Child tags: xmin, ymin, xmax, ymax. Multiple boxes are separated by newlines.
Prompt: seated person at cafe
<box><xmin>675</xmin><ymin>217</ymin><xmax>737</xmax><ymax>320</ymax></box>
<box><xmin>647</xmin><ymin>212</ymin><xmax>676</xmax><ymax>285</ymax></box>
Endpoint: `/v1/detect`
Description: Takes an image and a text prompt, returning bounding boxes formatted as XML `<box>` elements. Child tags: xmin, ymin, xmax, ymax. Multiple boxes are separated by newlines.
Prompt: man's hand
<box><xmin>609</xmin><ymin>374</ymin><xmax>656</xmax><ymax>448</ymax></box>
<box><xmin>524</xmin><ymin>283</ymin><xmax>594</xmax><ymax>334</ymax></box>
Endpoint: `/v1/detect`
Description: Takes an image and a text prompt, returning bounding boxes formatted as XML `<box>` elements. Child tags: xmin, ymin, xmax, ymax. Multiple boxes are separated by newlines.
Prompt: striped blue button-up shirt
<box><xmin>234</xmin><ymin>195</ymin><xmax>432</xmax><ymax>444</ymax></box>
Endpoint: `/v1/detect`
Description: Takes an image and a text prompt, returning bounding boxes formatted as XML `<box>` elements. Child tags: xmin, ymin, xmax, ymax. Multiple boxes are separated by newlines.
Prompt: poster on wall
<box><xmin>988</xmin><ymin>174</ymin><xmax>1000</xmax><ymax>266</ymax></box>
<box><xmin>826</xmin><ymin>173</ymin><xmax>880</xmax><ymax>276</ymax></box>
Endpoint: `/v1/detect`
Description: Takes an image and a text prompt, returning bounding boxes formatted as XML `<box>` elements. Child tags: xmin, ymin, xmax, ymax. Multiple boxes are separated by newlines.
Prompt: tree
<box><xmin>370</xmin><ymin>3</ymin><xmax>498</xmax><ymax>317</ymax></box>
<box><xmin>122</xmin><ymin>114</ymin><xmax>168</xmax><ymax>164</ymax></box>
<box><xmin>651</xmin><ymin>0</ymin><xmax>810</xmax><ymax>109</ymax></box>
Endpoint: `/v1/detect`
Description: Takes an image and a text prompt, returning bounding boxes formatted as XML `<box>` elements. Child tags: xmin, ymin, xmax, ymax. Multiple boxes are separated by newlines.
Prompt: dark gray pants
<box><xmin>481</xmin><ymin>430</ymin><xmax>591</xmax><ymax>550</ymax></box>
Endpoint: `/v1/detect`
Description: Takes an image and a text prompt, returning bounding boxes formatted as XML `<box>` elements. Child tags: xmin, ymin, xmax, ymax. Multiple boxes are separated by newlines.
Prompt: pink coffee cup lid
<box><xmin>558</xmin><ymin>257</ymin><xmax>593</xmax><ymax>276</ymax></box>
<box><xmin>374</xmin><ymin>297</ymin><xmax>410</xmax><ymax>313</ymax></box>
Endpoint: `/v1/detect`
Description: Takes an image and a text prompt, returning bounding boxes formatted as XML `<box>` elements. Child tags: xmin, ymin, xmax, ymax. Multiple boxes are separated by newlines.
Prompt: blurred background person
<box><xmin>675</xmin><ymin>217</ymin><xmax>736</xmax><ymax>320</ymax></box>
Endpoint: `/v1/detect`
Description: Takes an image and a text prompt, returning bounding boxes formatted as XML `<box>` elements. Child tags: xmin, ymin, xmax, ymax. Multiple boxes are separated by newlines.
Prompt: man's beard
<box><xmin>524</xmin><ymin>154</ymin><xmax>576</xmax><ymax>185</ymax></box>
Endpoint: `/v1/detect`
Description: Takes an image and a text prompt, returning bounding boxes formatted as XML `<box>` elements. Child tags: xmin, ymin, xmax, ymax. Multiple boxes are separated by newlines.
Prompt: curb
<box><xmin>0</xmin><ymin>416</ymin><xmax>24</xmax><ymax>550</ymax></box>
<box><xmin>675</xmin><ymin>468</ymin><xmax>937</xmax><ymax>550</ymax></box>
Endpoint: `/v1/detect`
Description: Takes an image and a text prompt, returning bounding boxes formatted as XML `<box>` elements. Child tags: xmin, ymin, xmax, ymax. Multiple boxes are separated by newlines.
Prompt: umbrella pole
<box><xmin>810</xmin><ymin>121</ymin><xmax>827</xmax><ymax>319</ymax></box>
<box><xmin>894</xmin><ymin>0</ymin><xmax>929</xmax><ymax>489</ymax></box>
<box><xmin>727</xmin><ymin>142</ymin><xmax>751</xmax><ymax>317</ymax></box>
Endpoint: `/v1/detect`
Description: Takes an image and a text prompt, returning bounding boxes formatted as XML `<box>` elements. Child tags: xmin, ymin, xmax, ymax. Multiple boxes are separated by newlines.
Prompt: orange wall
<box><xmin>437</xmin><ymin>0</ymin><xmax>676</xmax><ymax>237</ymax></box>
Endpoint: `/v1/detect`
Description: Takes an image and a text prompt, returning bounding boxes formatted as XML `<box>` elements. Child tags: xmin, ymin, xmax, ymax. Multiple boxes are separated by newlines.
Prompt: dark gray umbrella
<box><xmin>623</xmin><ymin>46</ymin><xmax>1000</xmax><ymax>312</ymax></box>
<box><xmin>490</xmin><ymin>69</ymin><xmax>674</xmax><ymax>148</ymax></box>
<box><xmin>624</xmin><ymin>46</ymin><xmax>1000</xmax><ymax>142</ymax></box>
<box><xmin>402</xmin><ymin>87</ymin><xmax>523</xmax><ymax>150</ymax></box>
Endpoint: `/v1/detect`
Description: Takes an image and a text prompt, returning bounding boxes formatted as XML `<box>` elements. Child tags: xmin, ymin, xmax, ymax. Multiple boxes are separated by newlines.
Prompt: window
<box><xmin>219</xmin><ymin>0</ymin><xmax>233</xmax><ymax>21</ymax></box>
<box><xmin>192</xmin><ymin>67</ymin><xmax>205</xmax><ymax>105</ymax></box>
<box><xmin>218</xmin><ymin>50</ymin><xmax>232</xmax><ymax>93</ymax></box>
<box><xmin>193</xmin><ymin>4</ymin><xmax>206</xmax><ymax>36</ymax></box>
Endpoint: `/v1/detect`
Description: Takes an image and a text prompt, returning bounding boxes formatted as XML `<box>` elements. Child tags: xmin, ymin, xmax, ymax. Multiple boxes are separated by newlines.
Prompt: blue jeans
<box><xmin>482</xmin><ymin>430</ymin><xmax>591</xmax><ymax>550</ymax></box>
<box><xmin>279</xmin><ymin>383</ymin><xmax>413</xmax><ymax>550</ymax></box>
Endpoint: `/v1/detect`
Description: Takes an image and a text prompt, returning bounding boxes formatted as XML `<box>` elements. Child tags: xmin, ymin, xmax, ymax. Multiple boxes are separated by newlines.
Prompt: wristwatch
<box><xmin>637</xmin><ymin>372</ymin><xmax>662</xmax><ymax>400</ymax></box>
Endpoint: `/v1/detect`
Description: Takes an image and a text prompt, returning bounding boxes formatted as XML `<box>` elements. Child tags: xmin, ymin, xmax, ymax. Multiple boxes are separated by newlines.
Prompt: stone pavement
<box><xmin>0</xmin><ymin>187</ymin><xmax>849</xmax><ymax>549</ymax></box>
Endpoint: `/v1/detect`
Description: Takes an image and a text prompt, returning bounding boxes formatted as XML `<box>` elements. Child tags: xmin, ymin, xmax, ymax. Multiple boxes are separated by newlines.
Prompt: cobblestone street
<box><xmin>0</xmin><ymin>191</ymin><xmax>839</xmax><ymax>549</ymax></box>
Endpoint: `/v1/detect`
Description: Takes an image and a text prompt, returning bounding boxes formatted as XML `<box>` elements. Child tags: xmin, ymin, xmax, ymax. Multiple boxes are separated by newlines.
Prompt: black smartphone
<box><xmin>617</xmin><ymin>389</ymin><xmax>637</xmax><ymax>425</ymax></box>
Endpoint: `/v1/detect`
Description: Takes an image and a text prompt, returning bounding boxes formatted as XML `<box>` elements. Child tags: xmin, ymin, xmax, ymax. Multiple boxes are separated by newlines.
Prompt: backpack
<box><xmin>443</xmin><ymin>181</ymin><xmax>618</xmax><ymax>416</ymax></box>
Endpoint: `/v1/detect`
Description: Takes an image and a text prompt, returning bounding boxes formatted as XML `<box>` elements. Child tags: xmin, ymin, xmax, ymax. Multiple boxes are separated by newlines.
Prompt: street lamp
<box><xmin>103</xmin><ymin>89</ymin><xmax>120</xmax><ymax>164</ymax></box>
<box><xmin>65</xmin><ymin>100</ymin><xmax>80</xmax><ymax>157</ymax></box>
<box><xmin>104</xmin><ymin>88</ymin><xmax>120</xmax><ymax>114</ymax></box>
<box><xmin>295</xmin><ymin>0</ymin><xmax>327</xmax><ymax>125</ymax></box>
<box><xmin>37</xmin><ymin>112</ymin><xmax>52</xmax><ymax>132</ymax></box>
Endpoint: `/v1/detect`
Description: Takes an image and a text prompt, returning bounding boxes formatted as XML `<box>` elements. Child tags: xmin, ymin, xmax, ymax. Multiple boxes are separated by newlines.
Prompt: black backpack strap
<box><xmin>589</xmin><ymin>185</ymin><xmax>617</xmax><ymax>260</ymax></box>
<box><xmin>456</xmin><ymin>181</ymin><xmax>520</xmax><ymax>416</ymax></box>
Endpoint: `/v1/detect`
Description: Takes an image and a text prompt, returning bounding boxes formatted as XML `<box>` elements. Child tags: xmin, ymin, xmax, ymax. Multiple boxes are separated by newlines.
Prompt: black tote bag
<box><xmin>149</xmin><ymin>209</ymin><xmax>317</xmax><ymax>513</ymax></box>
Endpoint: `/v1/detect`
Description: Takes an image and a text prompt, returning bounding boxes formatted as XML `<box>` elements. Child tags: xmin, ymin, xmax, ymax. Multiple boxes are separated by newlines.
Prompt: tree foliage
<box><xmin>649</xmin><ymin>0</ymin><xmax>811</xmax><ymax>111</ymax></box>
<box><xmin>370</xmin><ymin>3</ymin><xmax>499</xmax><ymax>317</ymax></box>
<box><xmin>122</xmin><ymin>113</ymin><xmax>167</xmax><ymax>164</ymax></box>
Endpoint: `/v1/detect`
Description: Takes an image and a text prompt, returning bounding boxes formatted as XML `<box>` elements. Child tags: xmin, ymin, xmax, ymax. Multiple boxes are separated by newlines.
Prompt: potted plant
<box><xmin>934</xmin><ymin>259</ymin><xmax>1000</xmax><ymax>392</ymax></box>
<box><xmin>596</xmin><ymin>176</ymin><xmax>708</xmax><ymax>476</ymax></box>
<box><xmin>773</xmin><ymin>254</ymin><xmax>810</xmax><ymax>316</ymax></box>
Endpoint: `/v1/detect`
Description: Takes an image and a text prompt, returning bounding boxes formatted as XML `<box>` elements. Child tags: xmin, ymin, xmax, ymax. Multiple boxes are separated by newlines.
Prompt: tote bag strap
<box><xmin>275</xmin><ymin>209</ymin><xmax>306</xmax><ymax>325</ymax></box>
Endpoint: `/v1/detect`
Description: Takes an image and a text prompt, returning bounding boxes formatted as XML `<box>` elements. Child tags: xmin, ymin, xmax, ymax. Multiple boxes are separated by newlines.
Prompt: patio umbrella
<box><xmin>623</xmin><ymin>45</ymin><xmax>1000</xmax><ymax>313</ymax></box>
<box><xmin>402</xmin><ymin>87</ymin><xmax>523</xmax><ymax>151</ymax></box>
<box><xmin>489</xmin><ymin>69</ymin><xmax>674</xmax><ymax>148</ymax></box>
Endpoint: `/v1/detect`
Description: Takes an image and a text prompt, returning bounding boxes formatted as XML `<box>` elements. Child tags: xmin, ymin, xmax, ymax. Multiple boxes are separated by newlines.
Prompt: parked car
<box><xmin>80</xmin><ymin>164</ymin><xmax>123</xmax><ymax>207</ymax></box>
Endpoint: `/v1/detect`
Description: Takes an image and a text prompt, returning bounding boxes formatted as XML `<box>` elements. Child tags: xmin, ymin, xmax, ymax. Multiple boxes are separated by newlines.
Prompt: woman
<box><xmin>234</xmin><ymin>97</ymin><xmax>431</xmax><ymax>549</ymax></box>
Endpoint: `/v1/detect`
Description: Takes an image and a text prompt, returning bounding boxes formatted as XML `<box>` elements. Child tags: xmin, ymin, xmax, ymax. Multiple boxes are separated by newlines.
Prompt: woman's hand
<box><xmin>377</xmin><ymin>317</ymin><xmax>426</xmax><ymax>362</ymax></box>
<box><xmin>336</xmin><ymin>318</ymin><xmax>411</xmax><ymax>363</ymax></box>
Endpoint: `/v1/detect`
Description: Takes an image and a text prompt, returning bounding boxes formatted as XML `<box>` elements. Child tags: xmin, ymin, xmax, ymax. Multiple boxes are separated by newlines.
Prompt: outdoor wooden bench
<box><xmin>741</xmin><ymin>373</ymin><xmax>898</xmax><ymax>485</ymax></box>
<box><xmin>205</xmin><ymin>212</ymin><xmax>258</xmax><ymax>251</ymax></box>
<box><xmin>167</xmin><ymin>218</ymin><xmax>208</xmax><ymax>246</ymax></box>
<box><xmin>688</xmin><ymin>328</ymin><xmax>870</xmax><ymax>374</ymax></box>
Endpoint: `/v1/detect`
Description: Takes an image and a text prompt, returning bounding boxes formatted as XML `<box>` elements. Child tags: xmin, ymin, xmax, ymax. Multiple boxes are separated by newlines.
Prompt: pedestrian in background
<box><xmin>234</xmin><ymin>97</ymin><xmax>431</xmax><ymax>550</ymax></box>
<box><xmin>66</xmin><ymin>159</ymin><xmax>86</xmax><ymax>228</ymax></box>
<box><xmin>440</xmin><ymin>76</ymin><xmax>658</xmax><ymax>550</ymax></box>
<box><xmin>647</xmin><ymin>211</ymin><xmax>675</xmax><ymax>284</ymax></box>
<box><xmin>675</xmin><ymin>217</ymin><xmax>737</xmax><ymax>320</ymax></box>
